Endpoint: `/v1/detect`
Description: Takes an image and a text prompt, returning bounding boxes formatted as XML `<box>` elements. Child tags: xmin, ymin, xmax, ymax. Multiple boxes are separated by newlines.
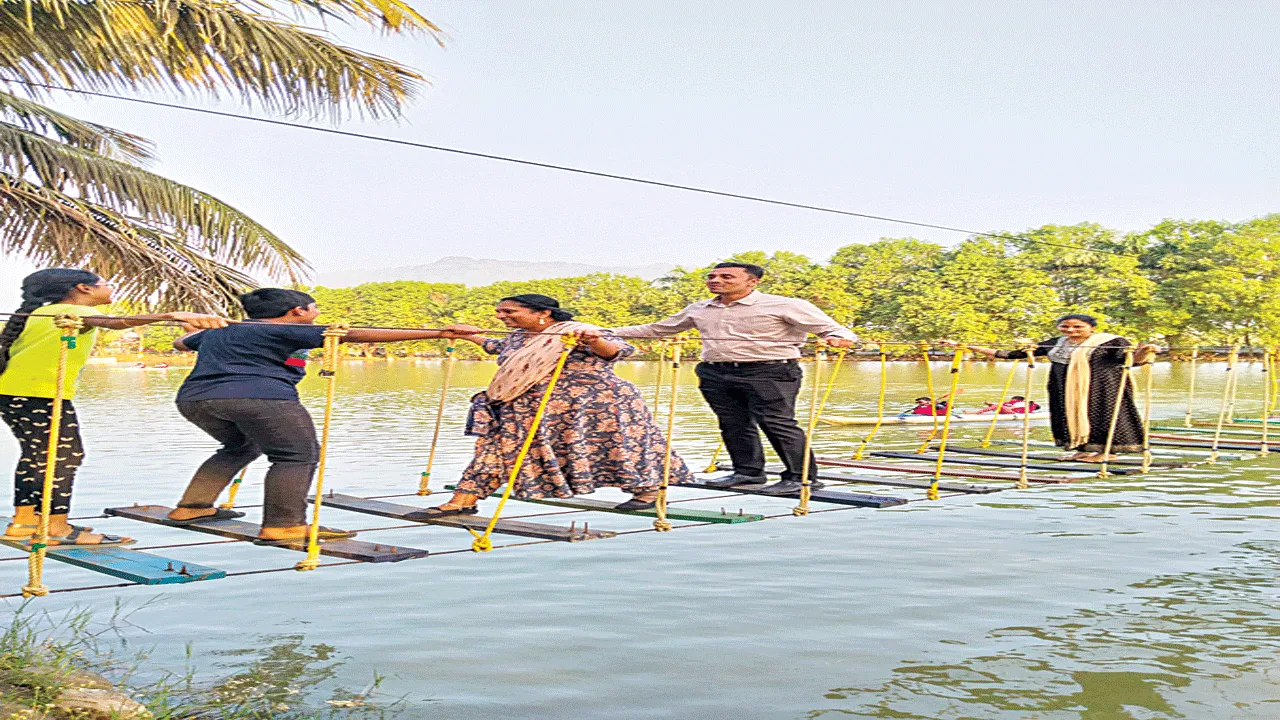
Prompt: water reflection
<box><xmin>814</xmin><ymin>541</ymin><xmax>1279</xmax><ymax>719</ymax></box>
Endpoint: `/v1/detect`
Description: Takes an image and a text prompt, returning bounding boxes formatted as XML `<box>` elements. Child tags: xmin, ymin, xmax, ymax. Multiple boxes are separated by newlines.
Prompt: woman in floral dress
<box><xmin>418</xmin><ymin>294</ymin><xmax>692</xmax><ymax>516</ymax></box>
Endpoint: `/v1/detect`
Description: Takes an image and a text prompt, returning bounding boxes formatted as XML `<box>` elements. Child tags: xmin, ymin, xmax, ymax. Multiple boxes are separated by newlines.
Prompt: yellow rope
<box><xmin>651</xmin><ymin>339</ymin><xmax>668</xmax><ymax>413</ymax></box>
<box><xmin>852</xmin><ymin>347</ymin><xmax>888</xmax><ymax>460</ymax></box>
<box><xmin>928</xmin><ymin>344</ymin><xmax>966</xmax><ymax>500</ymax></box>
<box><xmin>1015</xmin><ymin>345</ymin><xmax>1035</xmax><ymax>490</ymax></box>
<box><xmin>417</xmin><ymin>343</ymin><xmax>456</xmax><ymax>495</ymax></box>
<box><xmin>218</xmin><ymin>467</ymin><xmax>247</xmax><ymax>510</ymax></box>
<box><xmin>915</xmin><ymin>343</ymin><xmax>941</xmax><ymax>454</ymax></box>
<box><xmin>23</xmin><ymin>314</ymin><xmax>81</xmax><ymax>598</ymax></box>
<box><xmin>795</xmin><ymin>345</ymin><xmax>846</xmax><ymax>516</ymax></box>
<box><xmin>1260</xmin><ymin>349</ymin><xmax>1271</xmax><ymax>455</ymax></box>
<box><xmin>469</xmin><ymin>337</ymin><xmax>576</xmax><ymax>552</ymax></box>
<box><xmin>1270</xmin><ymin>347</ymin><xmax>1279</xmax><ymax>415</ymax></box>
<box><xmin>654</xmin><ymin>340</ymin><xmax>683</xmax><ymax>532</ymax></box>
<box><xmin>1207</xmin><ymin>347</ymin><xmax>1239</xmax><ymax>464</ymax></box>
<box><xmin>1183</xmin><ymin>346</ymin><xmax>1198</xmax><ymax>427</ymax></box>
<box><xmin>980</xmin><ymin>358</ymin><xmax>1020</xmax><ymax>448</ymax></box>
<box><xmin>703</xmin><ymin>441</ymin><xmax>723</xmax><ymax>473</ymax></box>
<box><xmin>1097</xmin><ymin>347</ymin><xmax>1136</xmax><ymax>478</ymax></box>
<box><xmin>1140</xmin><ymin>352</ymin><xmax>1155</xmax><ymax>473</ymax></box>
<box><xmin>295</xmin><ymin>325</ymin><xmax>348</xmax><ymax>572</ymax></box>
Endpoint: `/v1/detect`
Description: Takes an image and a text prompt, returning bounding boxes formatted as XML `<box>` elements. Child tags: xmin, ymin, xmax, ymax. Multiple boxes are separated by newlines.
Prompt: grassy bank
<box><xmin>0</xmin><ymin>602</ymin><xmax>398</xmax><ymax>719</ymax></box>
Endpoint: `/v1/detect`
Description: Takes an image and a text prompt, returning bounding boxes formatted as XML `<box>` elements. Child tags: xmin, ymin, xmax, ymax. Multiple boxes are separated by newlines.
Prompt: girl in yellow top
<box><xmin>0</xmin><ymin>269</ymin><xmax>226</xmax><ymax>546</ymax></box>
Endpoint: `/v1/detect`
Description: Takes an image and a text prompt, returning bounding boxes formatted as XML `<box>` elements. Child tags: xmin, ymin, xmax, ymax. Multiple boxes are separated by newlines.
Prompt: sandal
<box><xmin>31</xmin><ymin>528</ymin><xmax>135</xmax><ymax>547</ymax></box>
<box><xmin>614</xmin><ymin>496</ymin><xmax>658</xmax><ymax>511</ymax></box>
<box><xmin>163</xmin><ymin>508</ymin><xmax>246</xmax><ymax>526</ymax></box>
<box><xmin>405</xmin><ymin>503</ymin><xmax>479</xmax><ymax>520</ymax></box>
<box><xmin>253</xmin><ymin>526</ymin><xmax>356</xmax><ymax>546</ymax></box>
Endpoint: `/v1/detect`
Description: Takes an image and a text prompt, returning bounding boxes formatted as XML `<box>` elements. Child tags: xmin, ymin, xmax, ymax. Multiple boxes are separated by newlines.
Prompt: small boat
<box><xmin>820</xmin><ymin>411</ymin><xmax>1050</xmax><ymax>426</ymax></box>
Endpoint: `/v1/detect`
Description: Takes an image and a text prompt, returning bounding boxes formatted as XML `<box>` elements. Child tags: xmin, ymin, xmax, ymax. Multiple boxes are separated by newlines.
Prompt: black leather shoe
<box><xmin>755</xmin><ymin>479</ymin><xmax>825</xmax><ymax>496</ymax></box>
<box><xmin>702</xmin><ymin>473</ymin><xmax>768</xmax><ymax>489</ymax></box>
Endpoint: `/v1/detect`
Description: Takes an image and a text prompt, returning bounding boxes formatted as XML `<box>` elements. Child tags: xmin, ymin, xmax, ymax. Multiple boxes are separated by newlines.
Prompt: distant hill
<box><xmin>313</xmin><ymin>256</ymin><xmax>678</xmax><ymax>288</ymax></box>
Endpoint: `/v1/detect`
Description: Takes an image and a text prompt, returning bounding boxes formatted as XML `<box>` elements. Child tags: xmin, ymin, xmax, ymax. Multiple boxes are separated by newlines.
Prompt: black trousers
<box><xmin>695</xmin><ymin>361</ymin><xmax>814</xmax><ymax>482</ymax></box>
<box><xmin>177</xmin><ymin>398</ymin><xmax>319</xmax><ymax>528</ymax></box>
<box><xmin>0</xmin><ymin>395</ymin><xmax>84</xmax><ymax>515</ymax></box>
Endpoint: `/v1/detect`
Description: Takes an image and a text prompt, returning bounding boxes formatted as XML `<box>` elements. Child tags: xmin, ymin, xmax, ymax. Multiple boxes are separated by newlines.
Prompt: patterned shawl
<box><xmin>1063</xmin><ymin>332</ymin><xmax>1120</xmax><ymax>448</ymax></box>
<box><xmin>485</xmin><ymin>321</ymin><xmax>597</xmax><ymax>402</ymax></box>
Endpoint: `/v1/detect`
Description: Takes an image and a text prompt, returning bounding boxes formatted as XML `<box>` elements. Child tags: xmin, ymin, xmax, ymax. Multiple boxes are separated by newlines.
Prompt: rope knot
<box><xmin>652</xmin><ymin>519</ymin><xmax>672</xmax><ymax>532</ymax></box>
<box><xmin>471</xmin><ymin>536</ymin><xmax>493</xmax><ymax>552</ymax></box>
<box><xmin>791</xmin><ymin>505</ymin><xmax>809</xmax><ymax>517</ymax></box>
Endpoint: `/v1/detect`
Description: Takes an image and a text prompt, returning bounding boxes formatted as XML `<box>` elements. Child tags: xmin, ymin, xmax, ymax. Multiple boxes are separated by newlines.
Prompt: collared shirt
<box><xmin>612</xmin><ymin>291</ymin><xmax>857</xmax><ymax>362</ymax></box>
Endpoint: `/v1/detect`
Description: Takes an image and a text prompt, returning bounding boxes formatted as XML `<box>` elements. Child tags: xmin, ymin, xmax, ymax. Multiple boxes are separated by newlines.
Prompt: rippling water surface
<box><xmin>1</xmin><ymin>359</ymin><xmax>1276</xmax><ymax>719</ymax></box>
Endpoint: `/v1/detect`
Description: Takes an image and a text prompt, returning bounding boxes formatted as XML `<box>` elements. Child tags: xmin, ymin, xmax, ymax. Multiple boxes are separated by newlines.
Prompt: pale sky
<box><xmin>4</xmin><ymin>0</ymin><xmax>1278</xmax><ymax>293</ymax></box>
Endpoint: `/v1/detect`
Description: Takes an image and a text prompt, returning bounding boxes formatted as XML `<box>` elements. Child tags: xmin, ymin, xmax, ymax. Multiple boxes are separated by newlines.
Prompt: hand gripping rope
<box><xmin>418</xmin><ymin>342</ymin><xmax>457</xmax><ymax>495</ymax></box>
<box><xmin>296</xmin><ymin>324</ymin><xmax>349</xmax><ymax>572</ymax></box>
<box><xmin>22</xmin><ymin>314</ymin><xmax>82</xmax><ymax>598</ymax></box>
<box><xmin>468</xmin><ymin>337</ymin><xmax>575</xmax><ymax>552</ymax></box>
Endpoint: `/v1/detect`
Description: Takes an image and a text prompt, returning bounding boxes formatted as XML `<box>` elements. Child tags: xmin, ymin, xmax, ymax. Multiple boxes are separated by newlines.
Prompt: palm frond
<box><xmin>0</xmin><ymin>89</ymin><xmax>152</xmax><ymax>161</ymax></box>
<box><xmin>251</xmin><ymin>0</ymin><xmax>443</xmax><ymax>35</ymax></box>
<box><xmin>0</xmin><ymin>120</ymin><xmax>310</xmax><ymax>282</ymax></box>
<box><xmin>0</xmin><ymin>0</ymin><xmax>425</xmax><ymax>118</ymax></box>
<box><xmin>0</xmin><ymin>172</ymin><xmax>262</xmax><ymax>312</ymax></box>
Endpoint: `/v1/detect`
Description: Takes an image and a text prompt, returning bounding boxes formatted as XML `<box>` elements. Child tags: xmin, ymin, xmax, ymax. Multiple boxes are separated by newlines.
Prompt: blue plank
<box><xmin>47</xmin><ymin>547</ymin><xmax>225</xmax><ymax>585</ymax></box>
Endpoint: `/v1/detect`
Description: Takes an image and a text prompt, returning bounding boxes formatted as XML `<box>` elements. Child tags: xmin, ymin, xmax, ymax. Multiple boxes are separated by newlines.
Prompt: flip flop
<box><xmin>614</xmin><ymin>497</ymin><xmax>657</xmax><ymax>511</ymax></box>
<box><xmin>163</xmin><ymin>508</ymin><xmax>246</xmax><ymax>526</ymax></box>
<box><xmin>404</xmin><ymin>505</ymin><xmax>480</xmax><ymax>520</ymax></box>
<box><xmin>31</xmin><ymin>528</ymin><xmax>135</xmax><ymax>548</ymax></box>
<box><xmin>253</xmin><ymin>526</ymin><xmax>357</xmax><ymax>546</ymax></box>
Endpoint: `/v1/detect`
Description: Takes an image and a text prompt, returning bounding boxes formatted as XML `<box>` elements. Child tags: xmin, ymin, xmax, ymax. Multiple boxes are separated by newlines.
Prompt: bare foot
<box><xmin>167</xmin><ymin>507</ymin><xmax>218</xmax><ymax>522</ymax></box>
<box><xmin>257</xmin><ymin>525</ymin><xmax>354</xmax><ymax>541</ymax></box>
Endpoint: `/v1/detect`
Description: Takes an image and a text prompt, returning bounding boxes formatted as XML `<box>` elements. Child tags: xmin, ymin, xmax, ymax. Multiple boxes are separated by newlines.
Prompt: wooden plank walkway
<box><xmin>441</xmin><ymin>484</ymin><xmax>766</xmax><ymax>523</ymax></box>
<box><xmin>319</xmin><ymin>494</ymin><xmax>616</xmax><ymax>541</ymax></box>
<box><xmin>105</xmin><ymin>505</ymin><xmax>430</xmax><ymax>562</ymax></box>
<box><xmin>0</xmin><ymin>538</ymin><xmax>225</xmax><ymax>585</ymax></box>
<box><xmin>683</xmin><ymin>475</ymin><xmax>909</xmax><ymax>508</ymax></box>
<box><xmin>814</xmin><ymin>456</ymin><xmax>1077</xmax><ymax>484</ymax></box>
<box><xmin>1147</xmin><ymin>434</ymin><xmax>1275</xmax><ymax>451</ymax></box>
<box><xmin>939</xmin><ymin>446</ymin><xmax>1193</xmax><ymax>468</ymax></box>
<box><xmin>713</xmin><ymin>463</ymin><xmax>1000</xmax><ymax>494</ymax></box>
<box><xmin>871</xmin><ymin>450</ymin><xmax>1138</xmax><ymax>475</ymax></box>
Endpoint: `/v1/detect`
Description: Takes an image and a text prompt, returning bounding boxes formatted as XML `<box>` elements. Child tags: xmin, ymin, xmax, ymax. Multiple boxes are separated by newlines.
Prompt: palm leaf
<box><xmin>0</xmin><ymin>89</ymin><xmax>152</xmax><ymax>161</ymax></box>
<box><xmin>0</xmin><ymin>0</ymin><xmax>426</xmax><ymax>118</ymax></box>
<box><xmin>0</xmin><ymin>119</ymin><xmax>309</xmax><ymax>282</ymax></box>
<box><xmin>0</xmin><ymin>173</ymin><xmax>263</xmax><ymax>312</ymax></box>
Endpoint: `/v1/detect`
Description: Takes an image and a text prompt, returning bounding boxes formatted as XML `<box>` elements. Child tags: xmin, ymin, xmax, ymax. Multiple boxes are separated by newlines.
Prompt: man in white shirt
<box><xmin>612</xmin><ymin>263</ymin><xmax>857</xmax><ymax>495</ymax></box>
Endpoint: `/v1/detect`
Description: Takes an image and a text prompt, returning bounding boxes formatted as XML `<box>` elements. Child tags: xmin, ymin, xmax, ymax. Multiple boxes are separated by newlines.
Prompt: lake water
<box><xmin>0</xmin><ymin>359</ymin><xmax>1276</xmax><ymax>719</ymax></box>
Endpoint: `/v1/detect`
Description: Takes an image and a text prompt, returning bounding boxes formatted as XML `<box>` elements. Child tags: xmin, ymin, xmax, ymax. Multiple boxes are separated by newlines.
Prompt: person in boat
<box><xmin>165</xmin><ymin>289</ymin><xmax>459</xmax><ymax>543</ymax></box>
<box><xmin>0</xmin><ymin>269</ymin><xmax>228</xmax><ymax>547</ymax></box>
<box><xmin>975</xmin><ymin>396</ymin><xmax>1041</xmax><ymax>414</ymax></box>
<box><xmin>899</xmin><ymin>396</ymin><xmax>954</xmax><ymax>417</ymax></box>
<box><xmin>612</xmin><ymin>263</ymin><xmax>858</xmax><ymax>496</ymax></box>
<box><xmin>419</xmin><ymin>294</ymin><xmax>690</xmax><ymax>517</ymax></box>
<box><xmin>953</xmin><ymin>314</ymin><xmax>1156</xmax><ymax>462</ymax></box>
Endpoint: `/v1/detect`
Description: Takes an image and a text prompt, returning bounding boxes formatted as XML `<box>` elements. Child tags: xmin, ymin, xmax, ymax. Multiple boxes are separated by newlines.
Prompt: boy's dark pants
<box><xmin>176</xmin><ymin>399</ymin><xmax>319</xmax><ymax>528</ymax></box>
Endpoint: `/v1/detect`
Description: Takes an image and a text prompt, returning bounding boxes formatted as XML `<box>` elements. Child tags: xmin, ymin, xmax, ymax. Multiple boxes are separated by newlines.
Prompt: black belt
<box><xmin>701</xmin><ymin>359</ymin><xmax>797</xmax><ymax>367</ymax></box>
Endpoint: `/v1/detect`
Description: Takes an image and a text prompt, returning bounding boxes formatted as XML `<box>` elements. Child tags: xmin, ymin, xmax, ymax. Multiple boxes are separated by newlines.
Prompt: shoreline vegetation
<box><xmin>0</xmin><ymin>603</ymin><xmax>397</xmax><ymax>719</ymax></box>
<box><xmin>99</xmin><ymin>216</ymin><xmax>1280</xmax><ymax>359</ymax></box>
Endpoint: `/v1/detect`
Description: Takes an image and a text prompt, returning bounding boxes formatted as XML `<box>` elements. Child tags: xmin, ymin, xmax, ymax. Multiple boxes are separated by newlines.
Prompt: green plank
<box><xmin>439</xmin><ymin>485</ymin><xmax>764</xmax><ymax>523</ymax></box>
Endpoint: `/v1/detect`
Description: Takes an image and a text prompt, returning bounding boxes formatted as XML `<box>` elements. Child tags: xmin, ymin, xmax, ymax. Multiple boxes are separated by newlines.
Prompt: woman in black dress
<box><xmin>955</xmin><ymin>315</ymin><xmax>1157</xmax><ymax>461</ymax></box>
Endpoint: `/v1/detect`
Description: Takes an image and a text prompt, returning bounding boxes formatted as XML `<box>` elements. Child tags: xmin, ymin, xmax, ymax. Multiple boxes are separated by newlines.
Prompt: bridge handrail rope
<box><xmin>467</xmin><ymin>337</ymin><xmax>575</xmax><ymax>552</ymax></box>
<box><xmin>928</xmin><ymin>344</ymin><xmax>966</xmax><ymax>500</ymax></box>
<box><xmin>21</xmin><ymin>314</ymin><xmax>81</xmax><ymax>598</ymax></box>
<box><xmin>915</xmin><ymin>343</ymin><xmax>941</xmax><ymax>454</ymax></box>
<box><xmin>1183</xmin><ymin>346</ymin><xmax>1198</xmax><ymax>428</ymax></box>
<box><xmin>980</xmin><ymin>358</ymin><xmax>1021</xmax><ymax>449</ymax></box>
<box><xmin>654</xmin><ymin>340</ymin><xmax>684</xmax><ymax>532</ymax></box>
<box><xmin>218</xmin><ymin>467</ymin><xmax>248</xmax><ymax>510</ymax></box>
<box><xmin>418</xmin><ymin>343</ymin><xmax>457</xmax><ymax>496</ymax></box>
<box><xmin>1140</xmin><ymin>352</ymin><xmax>1156</xmax><ymax>473</ymax></box>
<box><xmin>795</xmin><ymin>344</ymin><xmax>846</xmax><ymax>516</ymax></box>
<box><xmin>651</xmin><ymin>339</ymin><xmax>669</xmax><ymax>413</ymax></box>
<box><xmin>1260</xmin><ymin>349</ymin><xmax>1271</xmax><ymax>455</ymax></box>
<box><xmin>1097</xmin><ymin>347</ymin><xmax>1136</xmax><ymax>479</ymax></box>
<box><xmin>1270</xmin><ymin>347</ymin><xmax>1279</xmax><ymax>415</ymax></box>
<box><xmin>1016</xmin><ymin>345</ymin><xmax>1035</xmax><ymax>490</ymax></box>
<box><xmin>851</xmin><ymin>347</ymin><xmax>889</xmax><ymax>460</ymax></box>
<box><xmin>296</xmin><ymin>324</ymin><xmax>349</xmax><ymax>571</ymax></box>
<box><xmin>1208</xmin><ymin>347</ymin><xmax>1240</xmax><ymax>464</ymax></box>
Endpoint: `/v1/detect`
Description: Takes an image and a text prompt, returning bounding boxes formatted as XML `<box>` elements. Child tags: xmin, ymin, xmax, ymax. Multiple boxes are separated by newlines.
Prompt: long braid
<box><xmin>0</xmin><ymin>269</ymin><xmax>102</xmax><ymax>376</ymax></box>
